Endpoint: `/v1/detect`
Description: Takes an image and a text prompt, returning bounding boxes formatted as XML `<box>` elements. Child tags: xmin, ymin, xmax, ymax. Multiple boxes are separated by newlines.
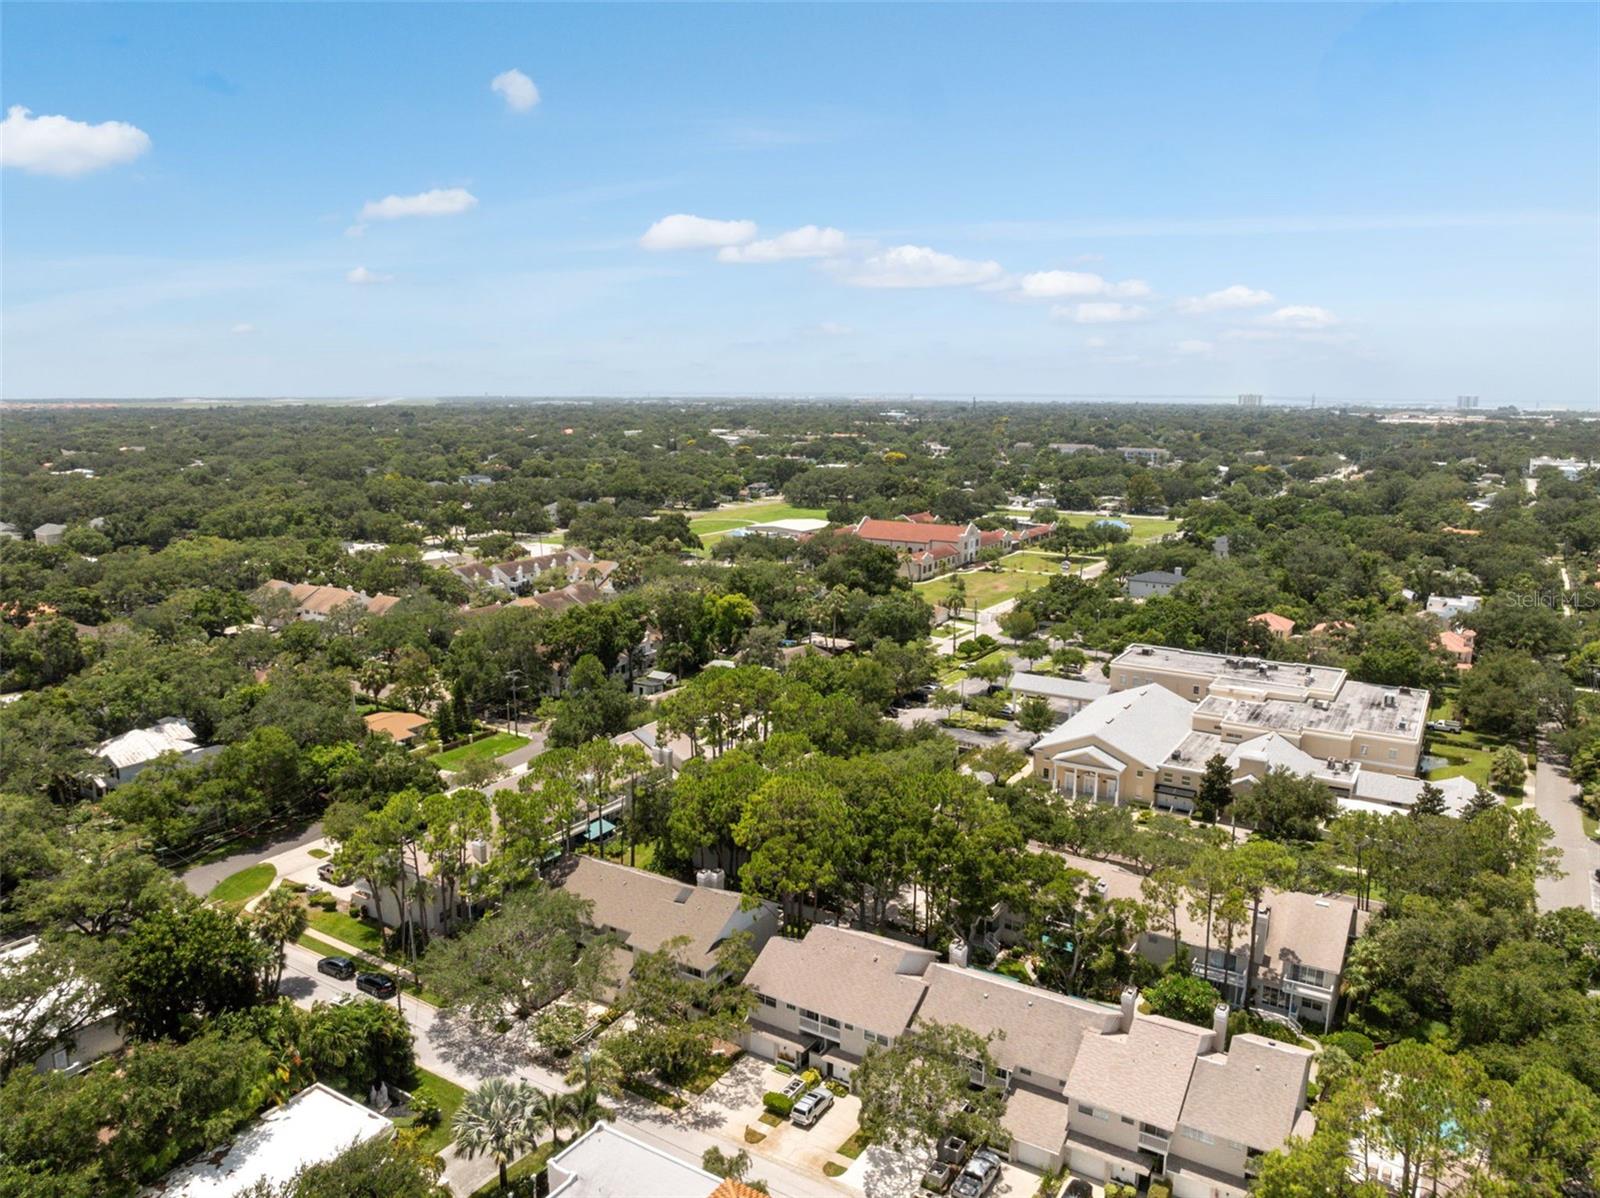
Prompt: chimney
<box><xmin>695</xmin><ymin>868</ymin><xmax>725</xmax><ymax>890</ymax></box>
<box><xmin>948</xmin><ymin>938</ymin><xmax>970</xmax><ymax>968</ymax></box>
<box><xmin>1119</xmin><ymin>986</ymin><xmax>1138</xmax><ymax>1031</ymax></box>
<box><xmin>1174</xmin><ymin>566</ymin><xmax>1184</xmax><ymax>578</ymax></box>
<box><xmin>467</xmin><ymin>839</ymin><xmax>490</xmax><ymax>865</ymax></box>
<box><xmin>1212</xmin><ymin>1003</ymin><xmax>1231</xmax><ymax>1053</ymax></box>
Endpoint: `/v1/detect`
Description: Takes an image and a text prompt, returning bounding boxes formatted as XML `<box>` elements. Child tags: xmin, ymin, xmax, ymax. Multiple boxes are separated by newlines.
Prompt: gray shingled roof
<box><xmin>916</xmin><ymin>964</ymin><xmax>1120</xmax><ymax>1082</ymax></box>
<box><xmin>743</xmin><ymin>926</ymin><xmax>937</xmax><ymax>1038</ymax></box>
<box><xmin>1066</xmin><ymin>1015</ymin><xmax>1211</xmax><ymax>1131</ymax></box>
<box><xmin>549</xmin><ymin>857</ymin><xmax>749</xmax><ymax>973</ymax></box>
<box><xmin>1177</xmin><ymin>1035</ymin><xmax>1312</xmax><ymax>1151</ymax></box>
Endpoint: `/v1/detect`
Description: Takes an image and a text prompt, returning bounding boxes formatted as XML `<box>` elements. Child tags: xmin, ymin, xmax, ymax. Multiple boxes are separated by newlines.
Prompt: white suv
<box><xmin>790</xmin><ymin>1089</ymin><xmax>834</xmax><ymax>1128</ymax></box>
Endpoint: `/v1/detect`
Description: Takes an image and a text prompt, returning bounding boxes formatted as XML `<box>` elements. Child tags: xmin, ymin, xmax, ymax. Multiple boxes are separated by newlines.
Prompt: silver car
<box><xmin>790</xmin><ymin>1089</ymin><xmax>834</xmax><ymax>1128</ymax></box>
<box><xmin>952</xmin><ymin>1149</ymin><xmax>1002</xmax><ymax>1198</ymax></box>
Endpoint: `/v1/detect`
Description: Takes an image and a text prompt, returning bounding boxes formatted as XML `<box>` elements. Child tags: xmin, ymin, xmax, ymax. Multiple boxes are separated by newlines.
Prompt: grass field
<box><xmin>917</xmin><ymin>569</ymin><xmax>1043</xmax><ymax>609</ymax></box>
<box><xmin>999</xmin><ymin>550</ymin><xmax>1066</xmax><ymax>574</ymax></box>
<box><xmin>684</xmin><ymin>498</ymin><xmax>828</xmax><ymax>549</ymax></box>
<box><xmin>208</xmin><ymin>864</ymin><xmax>275</xmax><ymax>906</ymax></box>
<box><xmin>430</xmin><ymin>731</ymin><xmax>529</xmax><ymax>770</ymax></box>
<box><xmin>1057</xmin><ymin>513</ymin><xmax>1181</xmax><ymax>542</ymax></box>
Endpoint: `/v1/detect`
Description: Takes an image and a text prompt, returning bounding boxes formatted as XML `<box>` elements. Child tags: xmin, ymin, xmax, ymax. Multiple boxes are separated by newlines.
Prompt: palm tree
<box><xmin>564</xmin><ymin>1084</ymin><xmax>606</xmax><ymax>1139</ymax></box>
<box><xmin>251</xmin><ymin>885</ymin><xmax>309</xmax><ymax>996</ymax></box>
<box><xmin>532</xmin><ymin>1086</ymin><xmax>568</xmax><ymax>1148</ymax></box>
<box><xmin>452</xmin><ymin>1078</ymin><xmax>542</xmax><ymax>1191</ymax></box>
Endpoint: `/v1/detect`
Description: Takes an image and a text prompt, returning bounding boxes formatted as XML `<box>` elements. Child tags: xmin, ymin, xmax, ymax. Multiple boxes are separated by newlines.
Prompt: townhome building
<box><xmin>739</xmin><ymin>927</ymin><xmax>1315</xmax><ymax>1192</ymax></box>
<box><xmin>451</xmin><ymin>547</ymin><xmax>616</xmax><ymax>594</ymax></box>
<box><xmin>743</xmin><ymin>925</ymin><xmax>938</xmax><ymax>1078</ymax></box>
<box><xmin>549</xmin><ymin>857</ymin><xmax>778</xmax><ymax>987</ymax></box>
<box><xmin>1055</xmin><ymin>853</ymin><xmax>1362</xmax><ymax>1031</ymax></box>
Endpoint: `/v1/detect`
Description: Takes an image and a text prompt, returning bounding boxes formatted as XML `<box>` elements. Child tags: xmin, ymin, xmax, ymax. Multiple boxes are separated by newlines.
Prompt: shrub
<box><xmin>824</xmin><ymin>1079</ymin><xmax>850</xmax><ymax>1097</ymax></box>
<box><xmin>409</xmin><ymin>1091</ymin><xmax>442</xmax><ymax>1129</ymax></box>
<box><xmin>1322</xmin><ymin>1030</ymin><xmax>1374</xmax><ymax>1061</ymax></box>
<box><xmin>762</xmin><ymin>1091</ymin><xmax>794</xmax><ymax>1117</ymax></box>
<box><xmin>800</xmin><ymin>1068</ymin><xmax>821</xmax><ymax>1089</ymax></box>
<box><xmin>1148</xmin><ymin>1182</ymin><xmax>1172</xmax><ymax>1198</ymax></box>
<box><xmin>773</xmin><ymin>1060</ymin><xmax>793</xmax><ymax>1075</ymax></box>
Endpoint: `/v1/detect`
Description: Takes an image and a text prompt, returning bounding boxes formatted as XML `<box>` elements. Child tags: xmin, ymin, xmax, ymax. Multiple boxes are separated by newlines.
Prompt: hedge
<box><xmin>762</xmin><ymin>1091</ymin><xmax>794</xmax><ymax>1117</ymax></box>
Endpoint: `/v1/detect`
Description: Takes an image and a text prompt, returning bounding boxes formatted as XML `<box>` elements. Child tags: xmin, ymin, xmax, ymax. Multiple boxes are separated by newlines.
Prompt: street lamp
<box><xmin>504</xmin><ymin>668</ymin><xmax>522</xmax><ymax>735</ymax></box>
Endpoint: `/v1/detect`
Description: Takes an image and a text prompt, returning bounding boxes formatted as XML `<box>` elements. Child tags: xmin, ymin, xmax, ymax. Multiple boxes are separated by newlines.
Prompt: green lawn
<box><xmin>430</xmin><ymin>731</ymin><xmax>529</xmax><ymax>770</ymax></box>
<box><xmin>297</xmin><ymin>929</ymin><xmax>357</xmax><ymax>960</ymax></box>
<box><xmin>998</xmin><ymin>550</ymin><xmax>1065</xmax><ymax>574</ymax></box>
<box><xmin>1425</xmin><ymin>730</ymin><xmax>1499</xmax><ymax>789</ymax></box>
<box><xmin>1054</xmin><ymin>513</ymin><xmax>1181</xmax><ymax>543</ymax></box>
<box><xmin>837</xmin><ymin>1131</ymin><xmax>870</xmax><ymax>1159</ymax></box>
<box><xmin>397</xmin><ymin>1069</ymin><xmax>467</xmax><ymax>1154</ymax></box>
<box><xmin>917</xmin><ymin>569</ymin><xmax>1042</xmax><ymax>609</ymax></box>
<box><xmin>208</xmin><ymin>864</ymin><xmax>276</xmax><ymax>906</ymax></box>
<box><xmin>307</xmin><ymin>909</ymin><xmax>386</xmax><ymax>953</ymax></box>
<box><xmin>622</xmin><ymin>1076</ymin><xmax>685</xmax><ymax>1109</ymax></box>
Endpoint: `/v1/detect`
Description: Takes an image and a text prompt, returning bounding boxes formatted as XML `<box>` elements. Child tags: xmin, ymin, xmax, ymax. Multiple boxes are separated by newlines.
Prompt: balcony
<box><xmin>1138</xmin><ymin>1131</ymin><xmax>1171</xmax><ymax>1154</ymax></box>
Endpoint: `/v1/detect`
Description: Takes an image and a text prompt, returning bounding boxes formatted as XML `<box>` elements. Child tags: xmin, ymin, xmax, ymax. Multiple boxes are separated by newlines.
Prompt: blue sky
<box><xmin>3</xmin><ymin>2</ymin><xmax>1596</xmax><ymax>403</ymax></box>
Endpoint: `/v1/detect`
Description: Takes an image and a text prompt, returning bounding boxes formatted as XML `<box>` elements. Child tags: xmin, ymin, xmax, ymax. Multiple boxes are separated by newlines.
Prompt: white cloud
<box><xmin>490</xmin><ymin>69</ymin><xmax>540</xmax><ymax>113</ymax></box>
<box><xmin>718</xmin><ymin>225</ymin><xmax>848</xmax><ymax>263</ymax></box>
<box><xmin>0</xmin><ymin>105</ymin><xmax>151</xmax><ymax>177</ymax></box>
<box><xmin>230</xmin><ymin>323</ymin><xmax>256</xmax><ymax>335</ymax></box>
<box><xmin>640</xmin><ymin>214</ymin><xmax>758</xmax><ymax>251</ymax></box>
<box><xmin>843</xmin><ymin>244</ymin><xmax>1004</xmax><ymax>289</ymax></box>
<box><xmin>1053</xmin><ymin>301</ymin><xmax>1150</xmax><ymax>324</ymax></box>
<box><xmin>358</xmin><ymin>188</ymin><xmax>478</xmax><ymax>222</ymax></box>
<box><xmin>1175</xmin><ymin>339</ymin><xmax>1213</xmax><ymax>355</ymax></box>
<box><xmin>1262</xmin><ymin>304</ymin><xmax>1339</xmax><ymax>329</ymax></box>
<box><xmin>346</xmin><ymin>266</ymin><xmax>393</xmax><ymax>285</ymax></box>
<box><xmin>1018</xmin><ymin>270</ymin><xmax>1149</xmax><ymax>300</ymax></box>
<box><xmin>1177</xmin><ymin>284</ymin><xmax>1275</xmax><ymax>313</ymax></box>
<box><xmin>817</xmin><ymin>321</ymin><xmax>854</xmax><ymax>336</ymax></box>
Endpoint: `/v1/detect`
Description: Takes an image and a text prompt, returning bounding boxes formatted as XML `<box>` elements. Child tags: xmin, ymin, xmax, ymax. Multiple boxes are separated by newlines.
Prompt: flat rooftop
<box><xmin>1113</xmin><ymin>644</ymin><xmax>1346</xmax><ymax>700</ymax></box>
<box><xmin>1195</xmin><ymin>678</ymin><xmax>1427</xmax><ymax>741</ymax></box>
<box><xmin>150</xmin><ymin>1084</ymin><xmax>390</xmax><ymax>1198</ymax></box>
<box><xmin>547</xmin><ymin>1121</ymin><xmax>721</xmax><ymax>1198</ymax></box>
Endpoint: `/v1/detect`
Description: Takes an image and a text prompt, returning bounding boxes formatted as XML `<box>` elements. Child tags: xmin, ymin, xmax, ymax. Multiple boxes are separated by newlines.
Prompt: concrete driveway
<box><xmin>697</xmin><ymin>1058</ymin><xmax>863</xmax><ymax>1176</ymax></box>
<box><xmin>842</xmin><ymin>1142</ymin><xmax>1040</xmax><ymax>1198</ymax></box>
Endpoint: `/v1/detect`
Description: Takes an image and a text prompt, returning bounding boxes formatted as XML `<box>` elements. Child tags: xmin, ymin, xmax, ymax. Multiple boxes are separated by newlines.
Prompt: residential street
<box><xmin>1532</xmin><ymin>752</ymin><xmax>1600</xmax><ymax>914</ymax></box>
<box><xmin>180</xmin><ymin>820</ymin><xmax>324</xmax><ymax>897</ymax></box>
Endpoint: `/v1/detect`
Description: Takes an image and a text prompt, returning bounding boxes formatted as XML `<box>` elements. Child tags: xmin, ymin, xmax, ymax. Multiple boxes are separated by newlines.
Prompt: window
<box><xmin>1387</xmin><ymin>748</ymin><xmax>1397</xmax><ymax>760</ymax></box>
<box><xmin>1121</xmin><ymin>1116</ymin><xmax>1135</xmax><ymax>1126</ymax></box>
<box><xmin>784</xmin><ymin>1002</ymin><xmax>796</xmax><ymax>1010</ymax></box>
<box><xmin>800</xmin><ymin>1008</ymin><xmax>818</xmax><ymax>1020</ymax></box>
<box><xmin>821</xmin><ymin>1015</ymin><xmax>841</xmax><ymax>1030</ymax></box>
<box><xmin>1183</xmin><ymin>1127</ymin><xmax>1216</xmax><ymax>1145</ymax></box>
<box><xmin>1359</xmin><ymin>746</ymin><xmax>1369</xmax><ymax>757</ymax></box>
<box><xmin>1018</xmin><ymin>1066</ymin><xmax>1032</xmax><ymax>1076</ymax></box>
<box><xmin>865</xmin><ymin>1030</ymin><xmax>890</xmax><ymax>1047</ymax></box>
<box><xmin>760</xmin><ymin>994</ymin><xmax>776</xmax><ymax>1008</ymax></box>
<box><xmin>1079</xmin><ymin>1104</ymin><xmax>1109</xmax><ymax>1121</ymax></box>
<box><xmin>1192</xmin><ymin>686</ymin><xmax>1201</xmax><ymax>695</ymax></box>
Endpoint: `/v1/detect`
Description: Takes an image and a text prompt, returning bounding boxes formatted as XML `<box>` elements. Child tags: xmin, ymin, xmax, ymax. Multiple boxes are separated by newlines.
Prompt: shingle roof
<box><xmin>1257</xmin><ymin>890</ymin><xmax>1358</xmax><ymax>977</ymax></box>
<box><xmin>1002</xmin><ymin>1085</ymin><xmax>1073</xmax><ymax>1154</ymax></box>
<box><xmin>916</xmin><ymin>964</ymin><xmax>1120</xmax><ymax>1082</ymax></box>
<box><xmin>363</xmin><ymin>711</ymin><xmax>431</xmax><ymax>742</ymax></box>
<box><xmin>549</xmin><ymin>857</ymin><xmax>751</xmax><ymax>973</ymax></box>
<box><xmin>744</xmin><ymin>926</ymin><xmax>937</xmax><ymax>1037</ymax></box>
<box><xmin>1033</xmin><ymin>685</ymin><xmax>1196</xmax><ymax>773</ymax></box>
<box><xmin>1177</xmin><ymin>1035</ymin><xmax>1312</xmax><ymax>1151</ymax></box>
<box><xmin>1066</xmin><ymin>1015</ymin><xmax>1211</xmax><ymax>1131</ymax></box>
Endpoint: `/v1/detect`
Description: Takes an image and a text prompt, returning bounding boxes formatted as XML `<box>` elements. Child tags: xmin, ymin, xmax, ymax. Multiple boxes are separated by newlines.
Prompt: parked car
<box><xmin>317</xmin><ymin>861</ymin><xmax>352</xmax><ymax>885</ymax></box>
<box><xmin>952</xmin><ymin>1149</ymin><xmax>1002</xmax><ymax>1198</ymax></box>
<box><xmin>790</xmin><ymin>1089</ymin><xmax>834</xmax><ymax>1128</ymax></box>
<box><xmin>355</xmin><ymin>972</ymin><xmax>397</xmax><ymax>999</ymax></box>
<box><xmin>921</xmin><ymin>1162</ymin><xmax>959</xmax><ymax>1194</ymax></box>
<box><xmin>1427</xmin><ymin>719</ymin><xmax>1462</xmax><ymax>733</ymax></box>
<box><xmin>316</xmin><ymin>955</ymin><xmax>356</xmax><ymax>980</ymax></box>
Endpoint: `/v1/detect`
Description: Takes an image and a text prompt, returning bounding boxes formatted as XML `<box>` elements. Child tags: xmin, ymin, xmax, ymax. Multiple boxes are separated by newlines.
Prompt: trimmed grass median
<box><xmin>208</xmin><ymin>864</ymin><xmax>275</xmax><ymax>907</ymax></box>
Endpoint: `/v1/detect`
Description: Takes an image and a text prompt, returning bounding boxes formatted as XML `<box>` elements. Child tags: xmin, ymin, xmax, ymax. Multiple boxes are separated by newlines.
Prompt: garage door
<box><xmin>1069</xmin><ymin>1148</ymin><xmax>1107</xmax><ymax>1181</ymax></box>
<box><xmin>1010</xmin><ymin>1140</ymin><xmax>1054</xmax><ymax>1171</ymax></box>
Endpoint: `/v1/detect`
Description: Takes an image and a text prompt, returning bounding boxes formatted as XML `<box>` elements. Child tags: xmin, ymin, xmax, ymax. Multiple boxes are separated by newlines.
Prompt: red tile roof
<box><xmin>854</xmin><ymin>517</ymin><xmax>972</xmax><ymax>544</ymax></box>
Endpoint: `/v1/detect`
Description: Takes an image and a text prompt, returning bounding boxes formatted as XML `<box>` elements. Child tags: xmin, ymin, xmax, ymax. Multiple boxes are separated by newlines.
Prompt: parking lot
<box><xmin>693</xmin><ymin>1057</ymin><xmax>1047</xmax><ymax>1197</ymax></box>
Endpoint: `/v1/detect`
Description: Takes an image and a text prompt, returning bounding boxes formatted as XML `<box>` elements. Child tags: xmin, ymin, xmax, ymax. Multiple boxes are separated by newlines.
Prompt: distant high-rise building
<box><xmin>1457</xmin><ymin>395</ymin><xmax>1479</xmax><ymax>410</ymax></box>
<box><xmin>1238</xmin><ymin>393</ymin><xmax>1264</xmax><ymax>408</ymax></box>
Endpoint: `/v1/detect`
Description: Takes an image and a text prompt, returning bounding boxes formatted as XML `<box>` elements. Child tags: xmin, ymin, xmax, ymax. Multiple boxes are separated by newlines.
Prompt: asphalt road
<box><xmin>181</xmin><ymin>820</ymin><xmax>324</xmax><ymax>897</ymax></box>
<box><xmin>1532</xmin><ymin>755</ymin><xmax>1600</xmax><ymax>913</ymax></box>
